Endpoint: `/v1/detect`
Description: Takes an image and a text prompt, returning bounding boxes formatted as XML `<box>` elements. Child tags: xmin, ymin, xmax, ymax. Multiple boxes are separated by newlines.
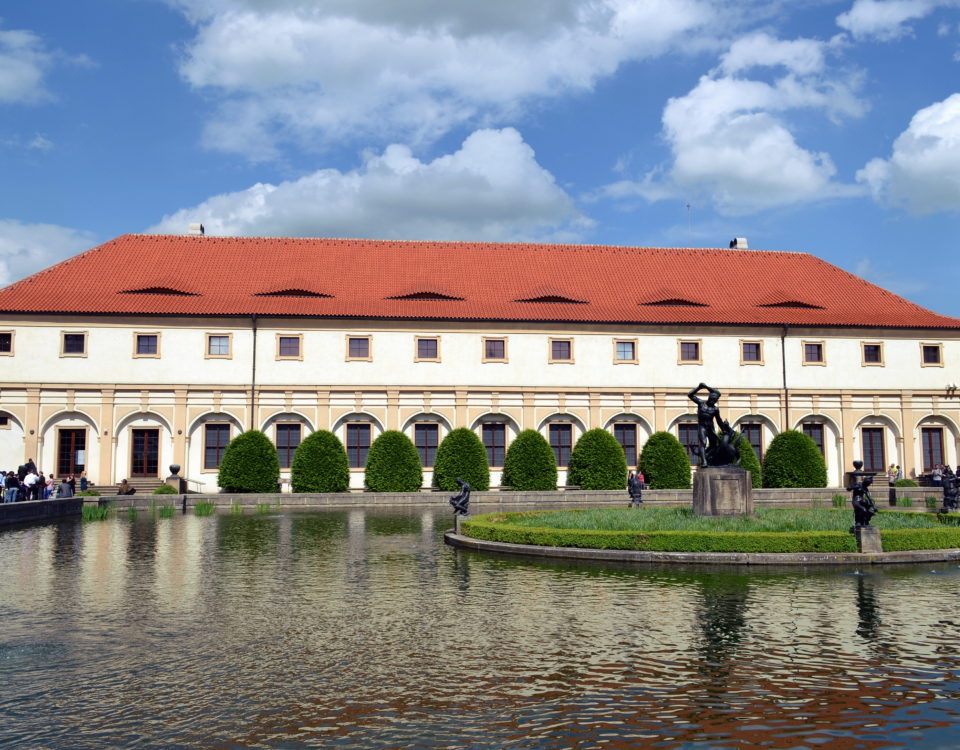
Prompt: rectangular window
<box><xmin>482</xmin><ymin>424</ymin><xmax>506</xmax><ymax>467</ymax></box>
<box><xmin>741</xmin><ymin>341</ymin><xmax>762</xmax><ymax>363</ymax></box>
<box><xmin>135</xmin><ymin>333</ymin><xmax>159</xmax><ymax>357</ymax></box>
<box><xmin>802</xmin><ymin>422</ymin><xmax>825</xmax><ymax>456</ymax></box>
<box><xmin>206</xmin><ymin>334</ymin><xmax>231</xmax><ymax>358</ymax></box>
<box><xmin>549</xmin><ymin>424</ymin><xmax>572</xmax><ymax>467</ymax></box>
<box><xmin>862</xmin><ymin>342</ymin><xmax>883</xmax><ymax>365</ymax></box>
<box><xmin>0</xmin><ymin>331</ymin><xmax>12</xmax><ymax>355</ymax></box>
<box><xmin>347</xmin><ymin>336</ymin><xmax>371</xmax><ymax>361</ymax></box>
<box><xmin>739</xmin><ymin>422</ymin><xmax>763</xmax><ymax>463</ymax></box>
<box><xmin>679</xmin><ymin>340</ymin><xmax>701</xmax><ymax>363</ymax></box>
<box><xmin>62</xmin><ymin>332</ymin><xmax>87</xmax><ymax>356</ymax></box>
<box><xmin>204</xmin><ymin>424</ymin><xmax>230</xmax><ymax>470</ymax></box>
<box><xmin>550</xmin><ymin>339</ymin><xmax>572</xmax><ymax>362</ymax></box>
<box><xmin>921</xmin><ymin>343</ymin><xmax>943</xmax><ymax>366</ymax></box>
<box><xmin>277</xmin><ymin>335</ymin><xmax>302</xmax><ymax>359</ymax></box>
<box><xmin>861</xmin><ymin>427</ymin><xmax>885</xmax><ymax>473</ymax></box>
<box><xmin>0</xmin><ymin>416</ymin><xmax>8</xmax><ymax>427</ymax></box>
<box><xmin>614</xmin><ymin>339</ymin><xmax>637</xmax><ymax>363</ymax></box>
<box><xmin>276</xmin><ymin>424</ymin><xmax>302</xmax><ymax>469</ymax></box>
<box><xmin>613</xmin><ymin>423</ymin><xmax>637</xmax><ymax>467</ymax></box>
<box><xmin>803</xmin><ymin>341</ymin><xmax>825</xmax><ymax>365</ymax></box>
<box><xmin>414</xmin><ymin>423</ymin><xmax>439</xmax><ymax>467</ymax></box>
<box><xmin>346</xmin><ymin>424</ymin><xmax>371</xmax><ymax>468</ymax></box>
<box><xmin>677</xmin><ymin>423</ymin><xmax>699</xmax><ymax>465</ymax></box>
<box><xmin>416</xmin><ymin>337</ymin><xmax>440</xmax><ymax>361</ymax></box>
<box><xmin>921</xmin><ymin>427</ymin><xmax>944</xmax><ymax>472</ymax></box>
<box><xmin>483</xmin><ymin>338</ymin><xmax>507</xmax><ymax>362</ymax></box>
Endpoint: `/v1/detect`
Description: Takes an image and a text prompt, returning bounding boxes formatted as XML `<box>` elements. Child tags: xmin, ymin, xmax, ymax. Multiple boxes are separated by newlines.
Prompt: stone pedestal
<box><xmin>165</xmin><ymin>475</ymin><xmax>185</xmax><ymax>493</ymax></box>
<box><xmin>692</xmin><ymin>466</ymin><xmax>753</xmax><ymax>516</ymax></box>
<box><xmin>854</xmin><ymin>525</ymin><xmax>882</xmax><ymax>553</ymax></box>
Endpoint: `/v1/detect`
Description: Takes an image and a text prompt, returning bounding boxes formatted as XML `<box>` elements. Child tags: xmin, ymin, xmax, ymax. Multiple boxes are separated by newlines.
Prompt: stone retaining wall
<box><xmin>0</xmin><ymin>498</ymin><xmax>83</xmax><ymax>526</ymax></box>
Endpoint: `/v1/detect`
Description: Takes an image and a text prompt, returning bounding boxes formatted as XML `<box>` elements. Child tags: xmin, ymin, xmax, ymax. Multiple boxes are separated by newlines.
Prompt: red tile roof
<box><xmin>0</xmin><ymin>234</ymin><xmax>957</xmax><ymax>329</ymax></box>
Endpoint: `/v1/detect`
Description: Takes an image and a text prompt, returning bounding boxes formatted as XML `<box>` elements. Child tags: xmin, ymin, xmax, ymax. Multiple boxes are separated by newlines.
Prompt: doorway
<box><xmin>131</xmin><ymin>428</ymin><xmax>160</xmax><ymax>477</ymax></box>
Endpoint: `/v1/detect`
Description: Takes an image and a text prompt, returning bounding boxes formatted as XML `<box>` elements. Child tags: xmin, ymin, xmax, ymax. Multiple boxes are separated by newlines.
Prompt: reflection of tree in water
<box><xmin>855</xmin><ymin>573</ymin><xmax>881</xmax><ymax>642</ymax></box>
<box><xmin>290</xmin><ymin>512</ymin><xmax>349</xmax><ymax>553</ymax></box>
<box><xmin>695</xmin><ymin>572</ymin><xmax>751</xmax><ymax>686</ymax></box>
<box><xmin>216</xmin><ymin>514</ymin><xmax>279</xmax><ymax>558</ymax></box>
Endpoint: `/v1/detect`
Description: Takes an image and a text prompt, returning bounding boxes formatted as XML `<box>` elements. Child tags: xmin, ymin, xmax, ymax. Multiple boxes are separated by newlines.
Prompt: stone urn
<box><xmin>169</xmin><ymin>464</ymin><xmax>181</xmax><ymax>477</ymax></box>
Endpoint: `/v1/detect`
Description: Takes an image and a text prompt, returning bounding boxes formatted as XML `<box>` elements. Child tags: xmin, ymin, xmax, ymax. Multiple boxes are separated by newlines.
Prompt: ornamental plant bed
<box><xmin>459</xmin><ymin>508</ymin><xmax>960</xmax><ymax>554</ymax></box>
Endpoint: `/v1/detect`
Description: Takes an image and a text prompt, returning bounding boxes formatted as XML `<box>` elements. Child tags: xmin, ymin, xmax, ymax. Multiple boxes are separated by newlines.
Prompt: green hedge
<box><xmin>364</xmin><ymin>430</ymin><xmax>423</xmax><ymax>492</ymax></box>
<box><xmin>153</xmin><ymin>484</ymin><xmax>178</xmax><ymax>495</ymax></box>
<box><xmin>291</xmin><ymin>430</ymin><xmax>350</xmax><ymax>493</ymax></box>
<box><xmin>733</xmin><ymin>432</ymin><xmax>762</xmax><ymax>488</ymax></box>
<box><xmin>893</xmin><ymin>478</ymin><xmax>919</xmax><ymax>487</ymax></box>
<box><xmin>217</xmin><ymin>429</ymin><xmax>281</xmax><ymax>493</ymax></box>
<box><xmin>461</xmin><ymin>518</ymin><xmax>856</xmax><ymax>553</ymax></box>
<box><xmin>639</xmin><ymin>431</ymin><xmax>691</xmax><ymax>489</ymax></box>
<box><xmin>881</xmin><ymin>527</ymin><xmax>960</xmax><ymax>551</ymax></box>
<box><xmin>502</xmin><ymin>429</ymin><xmax>557</xmax><ymax>491</ymax></box>
<box><xmin>432</xmin><ymin>427</ymin><xmax>490</xmax><ymax>491</ymax></box>
<box><xmin>567</xmin><ymin>428</ymin><xmax>627</xmax><ymax>490</ymax></box>
<box><xmin>762</xmin><ymin>430</ymin><xmax>827</xmax><ymax>488</ymax></box>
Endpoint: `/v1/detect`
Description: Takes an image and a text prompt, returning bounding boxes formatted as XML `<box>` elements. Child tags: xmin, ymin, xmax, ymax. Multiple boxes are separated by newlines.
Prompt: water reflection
<box><xmin>1</xmin><ymin>509</ymin><xmax>960</xmax><ymax>749</ymax></box>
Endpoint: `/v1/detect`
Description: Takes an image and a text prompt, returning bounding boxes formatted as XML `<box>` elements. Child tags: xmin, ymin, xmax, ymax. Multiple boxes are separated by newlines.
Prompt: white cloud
<box><xmin>0</xmin><ymin>25</ymin><xmax>55</xmax><ymax>103</ymax></box>
<box><xmin>28</xmin><ymin>134</ymin><xmax>53</xmax><ymax>151</ymax></box>
<box><xmin>165</xmin><ymin>0</ymin><xmax>717</xmax><ymax>159</ymax></box>
<box><xmin>149</xmin><ymin>128</ymin><xmax>590</xmax><ymax>241</ymax></box>
<box><xmin>857</xmin><ymin>93</ymin><xmax>960</xmax><ymax>212</ymax></box>
<box><xmin>0</xmin><ymin>220</ymin><xmax>96</xmax><ymax>286</ymax></box>
<box><xmin>836</xmin><ymin>0</ymin><xmax>958</xmax><ymax>40</ymax></box>
<box><xmin>599</xmin><ymin>33</ymin><xmax>866</xmax><ymax>215</ymax></box>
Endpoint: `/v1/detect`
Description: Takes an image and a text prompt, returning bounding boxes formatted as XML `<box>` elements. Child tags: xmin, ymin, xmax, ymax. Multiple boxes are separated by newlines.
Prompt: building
<box><xmin>0</xmin><ymin>233</ymin><xmax>958</xmax><ymax>492</ymax></box>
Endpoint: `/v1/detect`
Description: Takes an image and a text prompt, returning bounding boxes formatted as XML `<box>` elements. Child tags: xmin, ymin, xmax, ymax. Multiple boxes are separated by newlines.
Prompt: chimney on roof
<box><xmin>729</xmin><ymin>237</ymin><xmax>748</xmax><ymax>249</ymax></box>
<box><xmin>188</xmin><ymin>223</ymin><xmax>205</xmax><ymax>236</ymax></box>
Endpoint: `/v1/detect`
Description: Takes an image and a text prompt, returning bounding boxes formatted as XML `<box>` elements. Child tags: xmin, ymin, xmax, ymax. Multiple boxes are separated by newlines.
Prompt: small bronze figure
<box><xmin>688</xmin><ymin>383</ymin><xmax>723</xmax><ymax>467</ymax></box>
<box><xmin>848</xmin><ymin>461</ymin><xmax>878</xmax><ymax>527</ymax></box>
<box><xmin>705</xmin><ymin>419</ymin><xmax>743</xmax><ymax>468</ymax></box>
<box><xmin>942</xmin><ymin>476</ymin><xmax>959</xmax><ymax>513</ymax></box>
<box><xmin>628</xmin><ymin>471</ymin><xmax>643</xmax><ymax>508</ymax></box>
<box><xmin>449</xmin><ymin>477</ymin><xmax>471</xmax><ymax>516</ymax></box>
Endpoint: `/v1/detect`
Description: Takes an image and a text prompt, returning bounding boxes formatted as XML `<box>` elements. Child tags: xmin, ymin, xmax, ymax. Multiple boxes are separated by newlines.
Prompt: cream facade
<box><xmin>1</xmin><ymin>313</ymin><xmax>959</xmax><ymax>492</ymax></box>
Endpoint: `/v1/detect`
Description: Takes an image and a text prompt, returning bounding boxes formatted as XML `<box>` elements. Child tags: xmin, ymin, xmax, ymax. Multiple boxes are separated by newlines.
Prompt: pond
<box><xmin>2</xmin><ymin>506</ymin><xmax>960</xmax><ymax>749</ymax></box>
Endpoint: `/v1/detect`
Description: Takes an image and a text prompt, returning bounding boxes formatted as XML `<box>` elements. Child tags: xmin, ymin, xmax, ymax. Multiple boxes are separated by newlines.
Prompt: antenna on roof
<box><xmin>188</xmin><ymin>223</ymin><xmax>205</xmax><ymax>236</ymax></box>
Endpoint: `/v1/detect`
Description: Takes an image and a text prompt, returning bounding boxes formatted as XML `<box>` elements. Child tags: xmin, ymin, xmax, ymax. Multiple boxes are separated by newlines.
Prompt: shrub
<box><xmin>364</xmin><ymin>430</ymin><xmax>423</xmax><ymax>492</ymax></box>
<box><xmin>926</xmin><ymin>496</ymin><xmax>939</xmax><ymax>509</ymax></box>
<box><xmin>832</xmin><ymin>494</ymin><xmax>846</xmax><ymax>507</ymax></box>
<box><xmin>898</xmin><ymin>496</ymin><xmax>913</xmax><ymax>507</ymax></box>
<box><xmin>432</xmin><ymin>427</ymin><xmax>490</xmax><ymax>492</ymax></box>
<box><xmin>194</xmin><ymin>501</ymin><xmax>216</xmax><ymax>516</ymax></box>
<box><xmin>291</xmin><ymin>430</ymin><xmax>350</xmax><ymax>493</ymax></box>
<box><xmin>501</xmin><ymin>429</ymin><xmax>557</xmax><ymax>491</ymax></box>
<box><xmin>77</xmin><ymin>489</ymin><xmax>101</xmax><ymax>497</ymax></box>
<box><xmin>881</xmin><ymin>527</ymin><xmax>960</xmax><ymax>551</ymax></box>
<box><xmin>639</xmin><ymin>431</ymin><xmax>691</xmax><ymax>489</ymax></box>
<box><xmin>217</xmin><ymin>430</ymin><xmax>281</xmax><ymax>493</ymax></box>
<box><xmin>762</xmin><ymin>430</ymin><xmax>827</xmax><ymax>488</ymax></box>
<box><xmin>567</xmin><ymin>428</ymin><xmax>628</xmax><ymax>490</ymax></box>
<box><xmin>894</xmin><ymin>478</ymin><xmax>918</xmax><ymax>487</ymax></box>
<box><xmin>153</xmin><ymin>483</ymin><xmax>178</xmax><ymax>495</ymax></box>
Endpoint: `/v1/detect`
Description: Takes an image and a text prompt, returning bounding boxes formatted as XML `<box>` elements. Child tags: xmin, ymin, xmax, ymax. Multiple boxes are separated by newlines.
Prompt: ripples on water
<box><xmin>1</xmin><ymin>507</ymin><xmax>960</xmax><ymax>749</ymax></box>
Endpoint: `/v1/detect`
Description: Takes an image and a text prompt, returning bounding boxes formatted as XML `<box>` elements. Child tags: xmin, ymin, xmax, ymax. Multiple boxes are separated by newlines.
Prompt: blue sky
<box><xmin>2</xmin><ymin>0</ymin><xmax>959</xmax><ymax>316</ymax></box>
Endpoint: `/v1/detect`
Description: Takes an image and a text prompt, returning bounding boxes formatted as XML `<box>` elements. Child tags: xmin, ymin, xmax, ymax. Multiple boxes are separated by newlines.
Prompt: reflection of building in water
<box><xmin>1</xmin><ymin>234</ymin><xmax>958</xmax><ymax>494</ymax></box>
<box><xmin>79</xmin><ymin>520</ymin><xmax>130</xmax><ymax>611</ymax></box>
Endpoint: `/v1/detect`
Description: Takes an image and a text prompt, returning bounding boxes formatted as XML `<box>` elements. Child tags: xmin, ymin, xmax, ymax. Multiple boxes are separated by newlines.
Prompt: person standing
<box><xmin>45</xmin><ymin>474</ymin><xmax>55</xmax><ymax>499</ymax></box>
<box><xmin>79</xmin><ymin>471</ymin><xmax>88</xmax><ymax>492</ymax></box>
<box><xmin>23</xmin><ymin>469</ymin><xmax>38</xmax><ymax>501</ymax></box>
<box><xmin>3</xmin><ymin>472</ymin><xmax>18</xmax><ymax>503</ymax></box>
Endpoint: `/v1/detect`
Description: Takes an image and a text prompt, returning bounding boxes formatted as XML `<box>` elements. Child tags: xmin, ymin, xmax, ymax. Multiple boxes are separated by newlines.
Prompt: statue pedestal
<box><xmin>692</xmin><ymin>466</ymin><xmax>753</xmax><ymax>516</ymax></box>
<box><xmin>854</xmin><ymin>525</ymin><xmax>882</xmax><ymax>553</ymax></box>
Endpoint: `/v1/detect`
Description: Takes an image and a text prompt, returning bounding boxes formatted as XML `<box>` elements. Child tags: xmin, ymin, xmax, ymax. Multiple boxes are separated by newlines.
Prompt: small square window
<box><xmin>803</xmin><ymin>341</ymin><xmax>825</xmax><ymax>365</ymax></box>
<box><xmin>862</xmin><ymin>343</ymin><xmax>883</xmax><ymax>365</ymax></box>
<box><xmin>416</xmin><ymin>337</ymin><xmax>439</xmax><ymax>361</ymax></box>
<box><xmin>679</xmin><ymin>340</ymin><xmax>701</xmax><ymax>363</ymax></box>
<box><xmin>135</xmin><ymin>334</ymin><xmax>159</xmax><ymax>357</ymax></box>
<box><xmin>614</xmin><ymin>339</ymin><xmax>637</xmax><ymax>363</ymax></box>
<box><xmin>277</xmin><ymin>335</ymin><xmax>301</xmax><ymax>359</ymax></box>
<box><xmin>0</xmin><ymin>331</ymin><xmax>12</xmax><ymax>355</ymax></box>
<box><xmin>61</xmin><ymin>332</ymin><xmax>87</xmax><ymax>356</ymax></box>
<box><xmin>550</xmin><ymin>339</ymin><xmax>572</xmax><ymax>362</ymax></box>
<box><xmin>347</xmin><ymin>336</ymin><xmax>371</xmax><ymax>360</ymax></box>
<box><xmin>922</xmin><ymin>343</ymin><xmax>943</xmax><ymax>366</ymax></box>
<box><xmin>741</xmin><ymin>341</ymin><xmax>762</xmax><ymax>363</ymax></box>
<box><xmin>483</xmin><ymin>338</ymin><xmax>507</xmax><ymax>362</ymax></box>
<box><xmin>207</xmin><ymin>334</ymin><xmax>231</xmax><ymax>358</ymax></box>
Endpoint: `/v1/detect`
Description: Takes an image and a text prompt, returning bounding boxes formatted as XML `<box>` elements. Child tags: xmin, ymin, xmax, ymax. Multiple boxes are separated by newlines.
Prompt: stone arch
<box><xmin>115</xmin><ymin>410</ymin><xmax>173</xmax><ymax>435</ymax></box>
<box><xmin>331</xmin><ymin>411</ymin><xmax>385</xmax><ymax>435</ymax></box>
<box><xmin>913</xmin><ymin>413</ymin><xmax>960</xmax><ymax>473</ymax></box>
<box><xmin>401</xmin><ymin>412</ymin><xmax>453</xmax><ymax>434</ymax></box>
<box><xmin>40</xmin><ymin>409</ymin><xmax>99</xmax><ymax>438</ymax></box>
<box><xmin>114</xmin><ymin>411</ymin><xmax>174</xmax><ymax>481</ymax></box>
<box><xmin>0</xmin><ymin>410</ymin><xmax>26</xmax><ymax>469</ymax></box>
<box><xmin>187</xmin><ymin>411</ymin><xmax>244</xmax><ymax>437</ymax></box>
<box><xmin>538</xmin><ymin>412</ymin><xmax>587</xmax><ymax>434</ymax></box>
<box><xmin>470</xmin><ymin>412</ymin><xmax>521</xmax><ymax>436</ymax></box>
<box><xmin>185</xmin><ymin>411</ymin><xmax>246</xmax><ymax>484</ymax></box>
<box><xmin>39</xmin><ymin>410</ymin><xmax>100</xmax><ymax>482</ymax></box>
<box><xmin>853</xmin><ymin>414</ymin><xmax>903</xmax><ymax>473</ymax></box>
<box><xmin>260</xmin><ymin>410</ymin><xmax>315</xmax><ymax>434</ymax></box>
<box><xmin>790</xmin><ymin>413</ymin><xmax>843</xmax><ymax>486</ymax></box>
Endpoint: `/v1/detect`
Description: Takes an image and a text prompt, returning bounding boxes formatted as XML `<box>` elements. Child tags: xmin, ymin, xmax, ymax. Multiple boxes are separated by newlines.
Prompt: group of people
<box><xmin>628</xmin><ymin>470</ymin><xmax>646</xmax><ymax>507</ymax></box>
<box><xmin>930</xmin><ymin>465</ymin><xmax>956</xmax><ymax>486</ymax></box>
<box><xmin>2</xmin><ymin>459</ymin><xmax>88</xmax><ymax>503</ymax></box>
<box><xmin>886</xmin><ymin>464</ymin><xmax>903</xmax><ymax>482</ymax></box>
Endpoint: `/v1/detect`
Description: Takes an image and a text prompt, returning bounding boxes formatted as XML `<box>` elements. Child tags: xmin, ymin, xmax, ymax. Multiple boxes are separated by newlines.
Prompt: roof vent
<box><xmin>729</xmin><ymin>237</ymin><xmax>748</xmax><ymax>249</ymax></box>
<box><xmin>188</xmin><ymin>223</ymin><xmax>205</xmax><ymax>236</ymax></box>
<box><xmin>386</xmin><ymin>291</ymin><xmax>464</xmax><ymax>301</ymax></box>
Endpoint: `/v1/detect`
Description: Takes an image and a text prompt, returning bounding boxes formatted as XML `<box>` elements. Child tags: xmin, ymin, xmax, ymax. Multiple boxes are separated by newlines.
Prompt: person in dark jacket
<box><xmin>58</xmin><ymin>479</ymin><xmax>74</xmax><ymax>498</ymax></box>
<box><xmin>3</xmin><ymin>472</ymin><xmax>18</xmax><ymax>503</ymax></box>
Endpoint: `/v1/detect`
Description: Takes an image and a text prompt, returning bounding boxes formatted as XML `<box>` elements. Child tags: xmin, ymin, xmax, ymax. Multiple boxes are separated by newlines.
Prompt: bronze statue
<box><xmin>449</xmin><ymin>477</ymin><xmax>471</xmax><ymax>516</ymax></box>
<box><xmin>628</xmin><ymin>471</ymin><xmax>643</xmax><ymax>508</ymax></box>
<box><xmin>687</xmin><ymin>383</ymin><xmax>741</xmax><ymax>467</ymax></box>
<box><xmin>848</xmin><ymin>461</ymin><xmax>878</xmax><ymax>527</ymax></box>
<box><xmin>942</xmin><ymin>476</ymin><xmax>959</xmax><ymax>513</ymax></box>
